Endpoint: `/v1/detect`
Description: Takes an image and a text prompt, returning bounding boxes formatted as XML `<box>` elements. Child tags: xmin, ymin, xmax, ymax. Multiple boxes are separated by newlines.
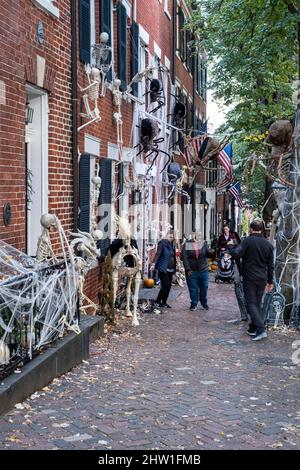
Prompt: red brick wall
<box><xmin>0</xmin><ymin>0</ymin><xmax>73</xmax><ymax>250</ymax></box>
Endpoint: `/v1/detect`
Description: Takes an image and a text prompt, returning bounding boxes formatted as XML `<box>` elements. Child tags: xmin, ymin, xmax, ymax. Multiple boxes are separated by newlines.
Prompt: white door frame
<box><xmin>25</xmin><ymin>84</ymin><xmax>48</xmax><ymax>255</ymax></box>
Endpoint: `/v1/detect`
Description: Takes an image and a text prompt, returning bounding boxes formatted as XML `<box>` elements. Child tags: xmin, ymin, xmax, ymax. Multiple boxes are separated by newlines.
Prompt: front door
<box><xmin>25</xmin><ymin>86</ymin><xmax>48</xmax><ymax>256</ymax></box>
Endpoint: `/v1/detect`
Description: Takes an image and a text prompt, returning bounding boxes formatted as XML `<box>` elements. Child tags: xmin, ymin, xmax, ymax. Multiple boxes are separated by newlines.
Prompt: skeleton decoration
<box><xmin>78</xmin><ymin>65</ymin><xmax>102</xmax><ymax>132</ymax></box>
<box><xmin>165</xmin><ymin>162</ymin><xmax>190</xmax><ymax>205</ymax></box>
<box><xmin>0</xmin><ymin>220</ymin><xmax>81</xmax><ymax>371</ymax></box>
<box><xmin>123</xmin><ymin>64</ymin><xmax>169</xmax><ymax>106</ymax></box>
<box><xmin>91</xmin><ymin>32</ymin><xmax>113</xmax><ymax>97</ymax></box>
<box><xmin>36</xmin><ymin>213</ymin><xmax>58</xmax><ymax>263</ymax></box>
<box><xmin>110</xmin><ymin>216</ymin><xmax>142</xmax><ymax>327</ymax></box>
<box><xmin>112</xmin><ymin>78</ymin><xmax>124</xmax><ymax>161</ymax></box>
<box><xmin>136</xmin><ymin>118</ymin><xmax>171</xmax><ymax>175</ymax></box>
<box><xmin>69</xmin><ymin>229</ymin><xmax>102</xmax><ymax>315</ymax></box>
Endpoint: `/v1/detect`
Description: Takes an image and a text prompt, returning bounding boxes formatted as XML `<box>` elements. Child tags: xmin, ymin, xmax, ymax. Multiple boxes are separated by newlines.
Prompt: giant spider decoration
<box><xmin>135</xmin><ymin>118</ymin><xmax>171</xmax><ymax>175</ymax></box>
<box><xmin>144</xmin><ymin>78</ymin><xmax>166</xmax><ymax>114</ymax></box>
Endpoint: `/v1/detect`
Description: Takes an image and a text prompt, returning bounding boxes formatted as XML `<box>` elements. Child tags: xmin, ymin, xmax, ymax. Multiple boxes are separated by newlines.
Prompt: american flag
<box><xmin>184</xmin><ymin>134</ymin><xmax>205</xmax><ymax>166</ymax></box>
<box><xmin>218</xmin><ymin>143</ymin><xmax>232</xmax><ymax>176</ymax></box>
<box><xmin>228</xmin><ymin>181</ymin><xmax>244</xmax><ymax>208</ymax></box>
<box><xmin>217</xmin><ymin>174</ymin><xmax>234</xmax><ymax>192</ymax></box>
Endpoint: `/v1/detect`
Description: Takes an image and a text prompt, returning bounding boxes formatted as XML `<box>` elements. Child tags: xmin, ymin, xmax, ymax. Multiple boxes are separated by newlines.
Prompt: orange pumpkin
<box><xmin>144</xmin><ymin>278</ymin><xmax>155</xmax><ymax>288</ymax></box>
<box><xmin>211</xmin><ymin>264</ymin><xmax>218</xmax><ymax>271</ymax></box>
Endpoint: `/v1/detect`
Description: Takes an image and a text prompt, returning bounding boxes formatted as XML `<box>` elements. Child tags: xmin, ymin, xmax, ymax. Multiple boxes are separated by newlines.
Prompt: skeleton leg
<box><xmin>132</xmin><ymin>271</ymin><xmax>141</xmax><ymax>326</ymax></box>
<box><xmin>112</xmin><ymin>269</ymin><xmax>119</xmax><ymax>308</ymax></box>
<box><xmin>125</xmin><ymin>276</ymin><xmax>133</xmax><ymax>318</ymax></box>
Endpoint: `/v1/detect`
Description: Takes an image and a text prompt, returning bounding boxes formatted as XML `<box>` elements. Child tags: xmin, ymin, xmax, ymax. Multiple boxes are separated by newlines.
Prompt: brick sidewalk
<box><xmin>0</xmin><ymin>280</ymin><xmax>299</xmax><ymax>450</ymax></box>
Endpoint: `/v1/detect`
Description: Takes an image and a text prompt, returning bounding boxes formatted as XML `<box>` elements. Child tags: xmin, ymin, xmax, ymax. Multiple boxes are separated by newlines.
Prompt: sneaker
<box><xmin>251</xmin><ymin>331</ymin><xmax>268</xmax><ymax>341</ymax></box>
<box><xmin>190</xmin><ymin>305</ymin><xmax>197</xmax><ymax>311</ymax></box>
<box><xmin>247</xmin><ymin>330</ymin><xmax>257</xmax><ymax>336</ymax></box>
<box><xmin>165</xmin><ymin>303</ymin><xmax>172</xmax><ymax>309</ymax></box>
<box><xmin>202</xmin><ymin>305</ymin><xmax>209</xmax><ymax>310</ymax></box>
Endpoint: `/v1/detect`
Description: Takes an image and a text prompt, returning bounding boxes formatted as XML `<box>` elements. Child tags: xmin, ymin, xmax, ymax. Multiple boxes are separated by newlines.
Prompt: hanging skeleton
<box><xmin>165</xmin><ymin>162</ymin><xmax>190</xmax><ymax>205</ymax></box>
<box><xmin>112</xmin><ymin>78</ymin><xmax>124</xmax><ymax>161</ymax></box>
<box><xmin>91</xmin><ymin>32</ymin><xmax>113</xmax><ymax>97</ymax></box>
<box><xmin>78</xmin><ymin>66</ymin><xmax>102</xmax><ymax>132</ymax></box>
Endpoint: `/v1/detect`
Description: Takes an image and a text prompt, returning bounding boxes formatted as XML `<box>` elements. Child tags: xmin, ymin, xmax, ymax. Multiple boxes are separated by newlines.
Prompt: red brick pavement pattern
<box><xmin>1</xmin><ymin>280</ymin><xmax>300</xmax><ymax>450</ymax></box>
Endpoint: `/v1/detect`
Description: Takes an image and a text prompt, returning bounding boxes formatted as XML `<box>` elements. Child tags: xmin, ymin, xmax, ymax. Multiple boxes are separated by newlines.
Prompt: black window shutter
<box><xmin>79</xmin><ymin>0</ymin><xmax>91</xmax><ymax>63</ymax></box>
<box><xmin>131</xmin><ymin>20</ymin><xmax>139</xmax><ymax>96</ymax></box>
<box><xmin>79</xmin><ymin>153</ymin><xmax>91</xmax><ymax>232</ymax></box>
<box><xmin>186</xmin><ymin>30</ymin><xmax>191</xmax><ymax>71</ymax></box>
<box><xmin>179</xmin><ymin>9</ymin><xmax>185</xmax><ymax>62</ymax></box>
<box><xmin>117</xmin><ymin>3</ymin><xmax>127</xmax><ymax>92</ymax></box>
<box><xmin>98</xmin><ymin>158</ymin><xmax>113</xmax><ymax>256</ymax></box>
<box><xmin>100</xmin><ymin>0</ymin><xmax>112</xmax><ymax>81</ymax></box>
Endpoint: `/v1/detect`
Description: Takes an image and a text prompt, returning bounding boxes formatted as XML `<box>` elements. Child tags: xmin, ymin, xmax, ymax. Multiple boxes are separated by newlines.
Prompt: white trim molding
<box><xmin>139</xmin><ymin>24</ymin><xmax>149</xmax><ymax>46</ymax></box>
<box><xmin>32</xmin><ymin>0</ymin><xmax>59</xmax><ymax>19</ymax></box>
<box><xmin>154</xmin><ymin>42</ymin><xmax>162</xmax><ymax>60</ymax></box>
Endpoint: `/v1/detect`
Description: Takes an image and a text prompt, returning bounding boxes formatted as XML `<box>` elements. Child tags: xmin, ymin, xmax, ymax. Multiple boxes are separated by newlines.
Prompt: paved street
<box><xmin>0</xmin><ymin>279</ymin><xmax>300</xmax><ymax>450</ymax></box>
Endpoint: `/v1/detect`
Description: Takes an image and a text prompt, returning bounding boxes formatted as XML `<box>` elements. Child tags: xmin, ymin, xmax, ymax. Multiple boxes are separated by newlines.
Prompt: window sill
<box><xmin>32</xmin><ymin>0</ymin><xmax>59</xmax><ymax>18</ymax></box>
<box><xmin>164</xmin><ymin>10</ymin><xmax>171</xmax><ymax>20</ymax></box>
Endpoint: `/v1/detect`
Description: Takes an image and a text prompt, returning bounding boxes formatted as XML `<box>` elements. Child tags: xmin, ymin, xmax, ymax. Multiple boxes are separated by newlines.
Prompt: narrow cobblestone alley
<box><xmin>1</xmin><ymin>279</ymin><xmax>299</xmax><ymax>450</ymax></box>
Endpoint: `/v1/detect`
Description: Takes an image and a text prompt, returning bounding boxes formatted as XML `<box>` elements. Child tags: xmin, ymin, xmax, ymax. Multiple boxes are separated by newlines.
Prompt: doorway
<box><xmin>25</xmin><ymin>85</ymin><xmax>48</xmax><ymax>256</ymax></box>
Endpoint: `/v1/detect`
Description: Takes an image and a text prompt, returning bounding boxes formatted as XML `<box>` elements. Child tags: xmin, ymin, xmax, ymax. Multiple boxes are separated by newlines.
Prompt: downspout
<box><xmin>172</xmin><ymin>0</ymin><xmax>176</xmax><ymax>83</ymax></box>
<box><xmin>71</xmin><ymin>0</ymin><xmax>79</xmax><ymax>230</ymax></box>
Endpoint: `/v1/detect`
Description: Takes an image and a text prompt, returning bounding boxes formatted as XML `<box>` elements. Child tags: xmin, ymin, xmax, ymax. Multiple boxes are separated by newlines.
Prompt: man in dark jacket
<box><xmin>228</xmin><ymin>219</ymin><xmax>274</xmax><ymax>341</ymax></box>
<box><xmin>181</xmin><ymin>235</ymin><xmax>214</xmax><ymax>311</ymax></box>
<box><xmin>150</xmin><ymin>232</ymin><xmax>176</xmax><ymax>308</ymax></box>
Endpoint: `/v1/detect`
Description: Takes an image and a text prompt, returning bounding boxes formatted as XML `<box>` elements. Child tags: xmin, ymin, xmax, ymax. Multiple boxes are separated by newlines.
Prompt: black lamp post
<box><xmin>204</xmin><ymin>199</ymin><xmax>209</xmax><ymax>240</ymax></box>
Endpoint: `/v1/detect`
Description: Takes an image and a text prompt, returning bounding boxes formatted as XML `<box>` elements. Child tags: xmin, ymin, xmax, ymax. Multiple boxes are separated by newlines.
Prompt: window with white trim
<box><xmin>32</xmin><ymin>0</ymin><xmax>59</xmax><ymax>18</ymax></box>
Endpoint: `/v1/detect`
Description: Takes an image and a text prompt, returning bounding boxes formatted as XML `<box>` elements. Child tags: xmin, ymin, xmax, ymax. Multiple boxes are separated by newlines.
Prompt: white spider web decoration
<box><xmin>0</xmin><ymin>225</ymin><xmax>80</xmax><ymax>372</ymax></box>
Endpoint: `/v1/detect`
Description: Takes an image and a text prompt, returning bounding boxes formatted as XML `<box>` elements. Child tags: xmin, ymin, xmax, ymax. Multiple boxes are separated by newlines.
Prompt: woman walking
<box><xmin>150</xmin><ymin>232</ymin><xmax>176</xmax><ymax>308</ymax></box>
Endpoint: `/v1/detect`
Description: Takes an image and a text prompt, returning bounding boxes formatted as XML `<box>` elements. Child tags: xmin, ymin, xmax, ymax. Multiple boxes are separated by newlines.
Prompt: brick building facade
<box><xmin>0</xmin><ymin>0</ymin><xmax>73</xmax><ymax>254</ymax></box>
<box><xmin>1</xmin><ymin>0</ymin><xmax>225</xmax><ymax>306</ymax></box>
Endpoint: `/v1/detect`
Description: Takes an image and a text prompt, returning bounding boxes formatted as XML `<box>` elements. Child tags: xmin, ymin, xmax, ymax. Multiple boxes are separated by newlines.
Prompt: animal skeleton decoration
<box><xmin>69</xmin><ymin>229</ymin><xmax>102</xmax><ymax>315</ymax></box>
<box><xmin>110</xmin><ymin>216</ymin><xmax>142</xmax><ymax>327</ymax></box>
<box><xmin>78</xmin><ymin>65</ymin><xmax>101</xmax><ymax>132</ymax></box>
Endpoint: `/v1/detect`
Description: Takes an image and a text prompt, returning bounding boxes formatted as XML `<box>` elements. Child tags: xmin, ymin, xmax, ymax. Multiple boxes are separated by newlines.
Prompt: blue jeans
<box><xmin>186</xmin><ymin>271</ymin><xmax>209</xmax><ymax>307</ymax></box>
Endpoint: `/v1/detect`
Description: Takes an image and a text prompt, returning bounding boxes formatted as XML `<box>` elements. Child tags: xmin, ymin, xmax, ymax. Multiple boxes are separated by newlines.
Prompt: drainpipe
<box><xmin>172</xmin><ymin>0</ymin><xmax>176</xmax><ymax>84</ymax></box>
<box><xmin>71</xmin><ymin>0</ymin><xmax>79</xmax><ymax>230</ymax></box>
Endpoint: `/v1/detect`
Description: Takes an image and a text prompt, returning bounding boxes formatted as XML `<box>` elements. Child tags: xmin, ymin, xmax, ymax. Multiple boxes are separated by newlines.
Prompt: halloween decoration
<box><xmin>78</xmin><ymin>65</ymin><xmax>102</xmax><ymax>131</ymax></box>
<box><xmin>91</xmin><ymin>32</ymin><xmax>113</xmax><ymax>97</ymax></box>
<box><xmin>103</xmin><ymin>216</ymin><xmax>142</xmax><ymax>327</ymax></box>
<box><xmin>165</xmin><ymin>162</ymin><xmax>190</xmax><ymax>205</ymax></box>
<box><xmin>0</xmin><ymin>218</ymin><xmax>83</xmax><ymax>375</ymax></box>
<box><xmin>136</xmin><ymin>118</ymin><xmax>171</xmax><ymax>175</ymax></box>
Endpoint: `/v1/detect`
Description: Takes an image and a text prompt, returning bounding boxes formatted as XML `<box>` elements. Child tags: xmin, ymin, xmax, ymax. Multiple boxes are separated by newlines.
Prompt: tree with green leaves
<box><xmin>188</xmin><ymin>0</ymin><xmax>299</xmax><ymax>213</ymax></box>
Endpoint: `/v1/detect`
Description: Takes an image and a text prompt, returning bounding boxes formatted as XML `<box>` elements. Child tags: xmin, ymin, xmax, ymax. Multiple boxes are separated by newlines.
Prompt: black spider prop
<box><xmin>135</xmin><ymin>118</ymin><xmax>171</xmax><ymax>175</ymax></box>
<box><xmin>144</xmin><ymin>78</ymin><xmax>166</xmax><ymax>114</ymax></box>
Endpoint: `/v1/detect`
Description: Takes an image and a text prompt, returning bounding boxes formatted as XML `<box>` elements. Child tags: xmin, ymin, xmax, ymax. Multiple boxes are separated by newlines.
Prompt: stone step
<box><xmin>0</xmin><ymin>315</ymin><xmax>104</xmax><ymax>415</ymax></box>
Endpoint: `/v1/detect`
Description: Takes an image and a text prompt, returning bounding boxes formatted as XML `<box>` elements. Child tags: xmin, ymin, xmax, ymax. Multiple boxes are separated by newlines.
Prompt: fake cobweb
<box><xmin>0</xmin><ymin>236</ymin><xmax>80</xmax><ymax>370</ymax></box>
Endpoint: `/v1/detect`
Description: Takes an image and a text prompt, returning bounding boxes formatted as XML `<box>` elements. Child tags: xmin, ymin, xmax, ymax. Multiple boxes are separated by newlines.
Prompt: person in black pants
<box><xmin>228</xmin><ymin>219</ymin><xmax>274</xmax><ymax>341</ymax></box>
<box><xmin>150</xmin><ymin>232</ymin><xmax>176</xmax><ymax>309</ymax></box>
